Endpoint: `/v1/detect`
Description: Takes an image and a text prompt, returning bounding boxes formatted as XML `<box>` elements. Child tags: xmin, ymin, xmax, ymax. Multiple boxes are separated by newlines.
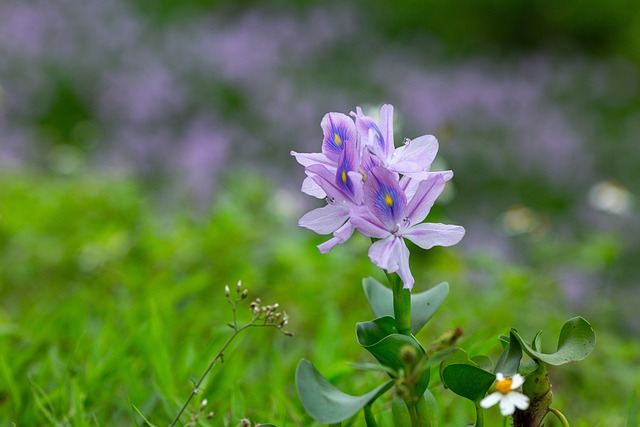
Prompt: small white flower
<box><xmin>480</xmin><ymin>373</ymin><xmax>530</xmax><ymax>416</ymax></box>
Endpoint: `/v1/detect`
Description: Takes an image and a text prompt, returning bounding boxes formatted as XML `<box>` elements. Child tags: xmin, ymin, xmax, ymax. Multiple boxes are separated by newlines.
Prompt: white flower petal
<box><xmin>496</xmin><ymin>373</ymin><xmax>505</xmax><ymax>382</ymax></box>
<box><xmin>499</xmin><ymin>395</ymin><xmax>516</xmax><ymax>416</ymax></box>
<box><xmin>480</xmin><ymin>392</ymin><xmax>502</xmax><ymax>409</ymax></box>
<box><xmin>511</xmin><ymin>374</ymin><xmax>525</xmax><ymax>389</ymax></box>
<box><xmin>509</xmin><ymin>391</ymin><xmax>530</xmax><ymax>410</ymax></box>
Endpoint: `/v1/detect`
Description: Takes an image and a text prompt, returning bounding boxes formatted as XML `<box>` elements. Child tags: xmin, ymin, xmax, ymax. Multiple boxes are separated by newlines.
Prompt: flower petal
<box><xmin>480</xmin><ymin>392</ymin><xmax>502</xmax><ymax>409</ymax></box>
<box><xmin>301</xmin><ymin>176</ymin><xmax>325</xmax><ymax>199</ymax></box>
<box><xmin>511</xmin><ymin>374</ymin><xmax>525</xmax><ymax>389</ymax></box>
<box><xmin>499</xmin><ymin>395</ymin><xmax>516</xmax><ymax>416</ymax></box>
<box><xmin>317</xmin><ymin>221</ymin><xmax>356</xmax><ymax>254</ymax></box>
<box><xmin>321</xmin><ymin>112</ymin><xmax>357</xmax><ymax>162</ymax></box>
<box><xmin>306</xmin><ymin>164</ymin><xmax>351</xmax><ymax>204</ymax></box>
<box><xmin>395</xmin><ymin>239</ymin><xmax>414</xmax><ymax>290</ymax></box>
<box><xmin>508</xmin><ymin>392</ymin><xmax>530</xmax><ymax>410</ymax></box>
<box><xmin>363</xmin><ymin>166</ymin><xmax>406</xmax><ymax>230</ymax></box>
<box><xmin>368</xmin><ymin>236</ymin><xmax>402</xmax><ymax>272</ymax></box>
<box><xmin>405</xmin><ymin>173</ymin><xmax>446</xmax><ymax>224</ymax></box>
<box><xmin>404</xmin><ymin>223</ymin><xmax>465</xmax><ymax>250</ymax></box>
<box><xmin>350</xmin><ymin>206</ymin><xmax>389</xmax><ymax>238</ymax></box>
<box><xmin>298</xmin><ymin>203</ymin><xmax>349</xmax><ymax>235</ymax></box>
<box><xmin>378</xmin><ymin>104</ymin><xmax>395</xmax><ymax>158</ymax></box>
<box><xmin>290</xmin><ymin>150</ymin><xmax>333</xmax><ymax>168</ymax></box>
<box><xmin>353</xmin><ymin>106</ymin><xmax>387</xmax><ymax>160</ymax></box>
<box><xmin>389</xmin><ymin>134</ymin><xmax>439</xmax><ymax>174</ymax></box>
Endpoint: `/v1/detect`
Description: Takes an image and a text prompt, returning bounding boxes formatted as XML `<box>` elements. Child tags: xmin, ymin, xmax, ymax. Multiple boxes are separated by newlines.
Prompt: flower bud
<box><xmin>224</xmin><ymin>285</ymin><xmax>230</xmax><ymax>298</ymax></box>
<box><xmin>399</xmin><ymin>344</ymin><xmax>418</xmax><ymax>365</ymax></box>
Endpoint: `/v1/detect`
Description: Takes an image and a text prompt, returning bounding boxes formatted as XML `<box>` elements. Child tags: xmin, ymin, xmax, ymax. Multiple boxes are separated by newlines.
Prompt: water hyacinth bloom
<box><xmin>294</xmin><ymin>104</ymin><xmax>464</xmax><ymax>286</ymax></box>
<box><xmin>480</xmin><ymin>373</ymin><xmax>530</xmax><ymax>416</ymax></box>
<box><xmin>351</xmin><ymin>167</ymin><xmax>465</xmax><ymax>289</ymax></box>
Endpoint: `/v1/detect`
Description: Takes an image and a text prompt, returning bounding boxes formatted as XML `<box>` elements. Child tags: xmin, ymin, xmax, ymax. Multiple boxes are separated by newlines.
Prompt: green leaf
<box><xmin>470</xmin><ymin>355</ymin><xmax>493</xmax><ymax>371</ymax></box>
<box><xmin>362</xmin><ymin>278</ymin><xmax>449</xmax><ymax>335</ymax></box>
<box><xmin>442</xmin><ymin>364</ymin><xmax>496</xmax><ymax>403</ymax></box>
<box><xmin>422</xmin><ymin>388</ymin><xmax>440</xmax><ymax>427</ymax></box>
<box><xmin>411</xmin><ymin>282</ymin><xmax>449</xmax><ymax>335</ymax></box>
<box><xmin>296</xmin><ymin>359</ymin><xmax>393</xmax><ymax>424</ymax></box>
<box><xmin>362</xmin><ymin>277</ymin><xmax>394</xmax><ymax>319</ymax></box>
<box><xmin>511</xmin><ymin>317</ymin><xmax>596</xmax><ymax>366</ymax></box>
<box><xmin>494</xmin><ymin>331</ymin><xmax>522</xmax><ymax>376</ymax></box>
<box><xmin>391</xmin><ymin>394</ymin><xmax>412</xmax><ymax>427</ymax></box>
<box><xmin>356</xmin><ymin>319</ymin><xmax>430</xmax><ymax>396</ymax></box>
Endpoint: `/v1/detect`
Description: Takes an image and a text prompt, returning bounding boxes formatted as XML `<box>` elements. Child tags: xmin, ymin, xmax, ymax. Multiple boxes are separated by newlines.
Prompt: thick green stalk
<box><xmin>388</xmin><ymin>272</ymin><xmax>412</xmax><ymax>336</ymax></box>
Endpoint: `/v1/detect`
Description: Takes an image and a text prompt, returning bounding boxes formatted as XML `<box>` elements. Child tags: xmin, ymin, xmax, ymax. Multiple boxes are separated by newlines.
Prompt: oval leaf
<box><xmin>296</xmin><ymin>359</ymin><xmax>393</xmax><ymax>424</ymax></box>
<box><xmin>356</xmin><ymin>323</ymin><xmax>430</xmax><ymax>397</ymax></box>
<box><xmin>511</xmin><ymin>317</ymin><xmax>596</xmax><ymax>366</ymax></box>
<box><xmin>442</xmin><ymin>364</ymin><xmax>496</xmax><ymax>403</ymax></box>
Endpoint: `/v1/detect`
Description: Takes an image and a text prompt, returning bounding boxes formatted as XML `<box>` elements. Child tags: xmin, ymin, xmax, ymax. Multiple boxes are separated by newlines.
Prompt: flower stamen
<box><xmin>496</xmin><ymin>377</ymin><xmax>513</xmax><ymax>394</ymax></box>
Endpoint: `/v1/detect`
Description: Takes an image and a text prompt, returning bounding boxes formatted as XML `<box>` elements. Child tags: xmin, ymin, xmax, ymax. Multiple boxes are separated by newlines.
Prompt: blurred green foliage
<box><xmin>0</xmin><ymin>172</ymin><xmax>637</xmax><ymax>425</ymax></box>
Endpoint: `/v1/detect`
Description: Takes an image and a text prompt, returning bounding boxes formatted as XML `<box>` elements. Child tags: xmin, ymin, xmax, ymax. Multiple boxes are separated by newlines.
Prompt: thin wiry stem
<box><xmin>169</xmin><ymin>289</ymin><xmax>290</xmax><ymax>427</ymax></box>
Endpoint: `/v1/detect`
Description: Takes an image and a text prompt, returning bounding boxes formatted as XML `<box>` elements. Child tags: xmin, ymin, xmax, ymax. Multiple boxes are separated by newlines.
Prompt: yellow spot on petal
<box><xmin>496</xmin><ymin>377</ymin><xmax>513</xmax><ymax>394</ymax></box>
<box><xmin>341</xmin><ymin>170</ymin><xmax>348</xmax><ymax>184</ymax></box>
<box><xmin>384</xmin><ymin>193</ymin><xmax>394</xmax><ymax>207</ymax></box>
<box><xmin>334</xmin><ymin>133</ymin><xmax>342</xmax><ymax>146</ymax></box>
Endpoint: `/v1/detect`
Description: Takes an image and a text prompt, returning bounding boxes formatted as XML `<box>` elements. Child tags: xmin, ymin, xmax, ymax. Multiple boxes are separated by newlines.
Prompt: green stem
<box><xmin>474</xmin><ymin>402</ymin><xmax>484</xmax><ymax>427</ymax></box>
<box><xmin>387</xmin><ymin>272</ymin><xmax>412</xmax><ymax>336</ymax></box>
<box><xmin>364</xmin><ymin>403</ymin><xmax>379</xmax><ymax>427</ymax></box>
<box><xmin>547</xmin><ymin>407</ymin><xmax>571</xmax><ymax>427</ymax></box>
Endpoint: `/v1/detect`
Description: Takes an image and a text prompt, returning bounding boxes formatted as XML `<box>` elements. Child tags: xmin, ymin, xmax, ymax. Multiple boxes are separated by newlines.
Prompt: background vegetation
<box><xmin>1</xmin><ymin>0</ymin><xmax>638</xmax><ymax>425</ymax></box>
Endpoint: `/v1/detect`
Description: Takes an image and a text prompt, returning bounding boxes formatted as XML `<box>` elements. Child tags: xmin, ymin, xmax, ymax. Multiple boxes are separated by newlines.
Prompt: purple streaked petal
<box><xmin>354</xmin><ymin>107</ymin><xmax>386</xmax><ymax>157</ymax></box>
<box><xmin>364</xmin><ymin>166</ymin><xmax>406</xmax><ymax>230</ymax></box>
<box><xmin>335</xmin><ymin>138</ymin><xmax>363</xmax><ymax>203</ymax></box>
<box><xmin>360</xmin><ymin>148</ymin><xmax>381</xmax><ymax>176</ymax></box>
<box><xmin>405</xmin><ymin>174</ymin><xmax>446</xmax><ymax>224</ymax></box>
<box><xmin>306</xmin><ymin>163</ymin><xmax>351</xmax><ymax>203</ymax></box>
<box><xmin>388</xmin><ymin>134</ymin><xmax>438</xmax><ymax>174</ymax></box>
<box><xmin>298</xmin><ymin>203</ymin><xmax>349</xmax><ymax>234</ymax></box>
<box><xmin>321</xmin><ymin>112</ymin><xmax>356</xmax><ymax>162</ymax></box>
<box><xmin>350</xmin><ymin>206</ymin><xmax>389</xmax><ymax>238</ymax></box>
<box><xmin>403</xmin><ymin>223</ymin><xmax>465</xmax><ymax>250</ymax></box>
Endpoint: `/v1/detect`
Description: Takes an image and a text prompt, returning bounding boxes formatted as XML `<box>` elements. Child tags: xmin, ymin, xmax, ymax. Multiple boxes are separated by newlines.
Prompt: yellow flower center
<box><xmin>385</xmin><ymin>193</ymin><xmax>394</xmax><ymax>207</ymax></box>
<box><xmin>334</xmin><ymin>133</ymin><xmax>342</xmax><ymax>146</ymax></box>
<box><xmin>496</xmin><ymin>377</ymin><xmax>513</xmax><ymax>394</ymax></box>
<box><xmin>341</xmin><ymin>170</ymin><xmax>348</xmax><ymax>184</ymax></box>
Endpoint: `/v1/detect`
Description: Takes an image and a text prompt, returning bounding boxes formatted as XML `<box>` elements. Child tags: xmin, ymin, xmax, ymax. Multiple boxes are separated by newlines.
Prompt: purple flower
<box><xmin>291</xmin><ymin>112</ymin><xmax>357</xmax><ymax>198</ymax></box>
<box><xmin>298</xmin><ymin>125</ymin><xmax>364</xmax><ymax>253</ymax></box>
<box><xmin>352</xmin><ymin>104</ymin><xmax>441</xmax><ymax>179</ymax></box>
<box><xmin>351</xmin><ymin>167</ymin><xmax>465</xmax><ymax>289</ymax></box>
